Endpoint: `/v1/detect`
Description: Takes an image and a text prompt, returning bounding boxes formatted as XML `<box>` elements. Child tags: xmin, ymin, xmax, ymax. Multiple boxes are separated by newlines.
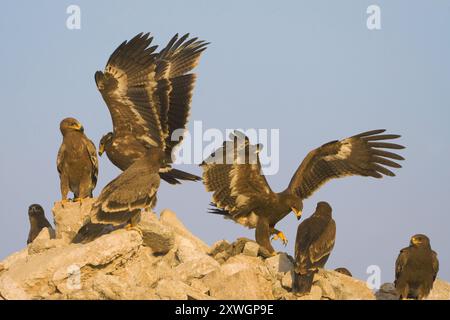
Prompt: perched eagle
<box><xmin>201</xmin><ymin>129</ymin><xmax>405</xmax><ymax>254</ymax></box>
<box><xmin>27</xmin><ymin>204</ymin><xmax>55</xmax><ymax>244</ymax></box>
<box><xmin>57</xmin><ymin>118</ymin><xmax>98</xmax><ymax>203</ymax></box>
<box><xmin>96</xmin><ymin>32</ymin><xmax>207</xmax><ymax>184</ymax></box>
<box><xmin>90</xmin><ymin>33</ymin><xmax>207</xmax><ymax>227</ymax></box>
<box><xmin>395</xmin><ymin>234</ymin><xmax>439</xmax><ymax>300</ymax></box>
<box><xmin>90</xmin><ymin>150</ymin><xmax>163</xmax><ymax>226</ymax></box>
<box><xmin>293</xmin><ymin>202</ymin><xmax>336</xmax><ymax>294</ymax></box>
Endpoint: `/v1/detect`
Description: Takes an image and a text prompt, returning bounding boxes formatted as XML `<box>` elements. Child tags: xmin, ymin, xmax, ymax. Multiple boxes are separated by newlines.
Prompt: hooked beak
<box><xmin>292</xmin><ymin>207</ymin><xmax>302</xmax><ymax>220</ymax></box>
<box><xmin>98</xmin><ymin>144</ymin><xmax>104</xmax><ymax>157</ymax></box>
<box><xmin>70</xmin><ymin>123</ymin><xmax>83</xmax><ymax>132</ymax></box>
<box><xmin>411</xmin><ymin>237</ymin><xmax>421</xmax><ymax>246</ymax></box>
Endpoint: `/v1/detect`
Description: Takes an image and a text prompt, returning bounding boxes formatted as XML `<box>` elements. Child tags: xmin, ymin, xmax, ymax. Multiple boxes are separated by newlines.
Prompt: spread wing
<box><xmin>95</xmin><ymin>33</ymin><xmax>166</xmax><ymax>149</ymax></box>
<box><xmin>288</xmin><ymin>129</ymin><xmax>405</xmax><ymax>200</ymax></box>
<box><xmin>201</xmin><ymin>131</ymin><xmax>274</xmax><ymax>228</ymax></box>
<box><xmin>157</xmin><ymin>34</ymin><xmax>208</xmax><ymax>159</ymax></box>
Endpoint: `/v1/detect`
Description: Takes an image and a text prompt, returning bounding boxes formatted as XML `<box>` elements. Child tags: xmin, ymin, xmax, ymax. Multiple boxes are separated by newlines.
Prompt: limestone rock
<box><xmin>138</xmin><ymin>215</ymin><xmax>175</xmax><ymax>254</ymax></box>
<box><xmin>265</xmin><ymin>253</ymin><xmax>294</xmax><ymax>277</ymax></box>
<box><xmin>160</xmin><ymin>209</ymin><xmax>209</xmax><ymax>253</ymax></box>
<box><xmin>297</xmin><ymin>285</ymin><xmax>323</xmax><ymax>300</ymax></box>
<box><xmin>314</xmin><ymin>269</ymin><xmax>375</xmax><ymax>300</ymax></box>
<box><xmin>375</xmin><ymin>282</ymin><xmax>398</xmax><ymax>300</ymax></box>
<box><xmin>281</xmin><ymin>270</ymin><xmax>295</xmax><ymax>290</ymax></box>
<box><xmin>427</xmin><ymin>279</ymin><xmax>450</xmax><ymax>300</ymax></box>
<box><xmin>243</xmin><ymin>241</ymin><xmax>260</xmax><ymax>257</ymax></box>
<box><xmin>53</xmin><ymin>199</ymin><xmax>95</xmax><ymax>242</ymax></box>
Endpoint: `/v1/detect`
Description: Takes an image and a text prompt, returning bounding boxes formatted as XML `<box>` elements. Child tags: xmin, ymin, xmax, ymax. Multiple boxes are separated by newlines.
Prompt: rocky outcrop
<box><xmin>0</xmin><ymin>200</ymin><xmax>448</xmax><ymax>300</ymax></box>
<box><xmin>376</xmin><ymin>280</ymin><xmax>450</xmax><ymax>300</ymax></box>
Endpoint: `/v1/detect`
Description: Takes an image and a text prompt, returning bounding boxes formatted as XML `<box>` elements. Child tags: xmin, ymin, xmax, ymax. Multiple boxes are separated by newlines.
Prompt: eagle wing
<box><xmin>95</xmin><ymin>33</ymin><xmax>166</xmax><ymax>149</ymax></box>
<box><xmin>156</xmin><ymin>34</ymin><xmax>208</xmax><ymax>159</ymax></box>
<box><xmin>395</xmin><ymin>248</ymin><xmax>409</xmax><ymax>285</ymax></box>
<box><xmin>432</xmin><ymin>251</ymin><xmax>439</xmax><ymax>281</ymax></box>
<box><xmin>201</xmin><ymin>131</ymin><xmax>274</xmax><ymax>227</ymax></box>
<box><xmin>288</xmin><ymin>129</ymin><xmax>405</xmax><ymax>200</ymax></box>
<box><xmin>85</xmin><ymin>138</ymin><xmax>99</xmax><ymax>189</ymax></box>
<box><xmin>295</xmin><ymin>216</ymin><xmax>335</xmax><ymax>273</ymax></box>
<box><xmin>309</xmin><ymin>219</ymin><xmax>336</xmax><ymax>265</ymax></box>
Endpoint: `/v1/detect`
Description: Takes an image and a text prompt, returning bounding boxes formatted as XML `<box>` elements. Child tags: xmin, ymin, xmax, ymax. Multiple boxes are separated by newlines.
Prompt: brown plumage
<box><xmin>201</xmin><ymin>129</ymin><xmax>404</xmax><ymax>254</ymax></box>
<box><xmin>27</xmin><ymin>204</ymin><xmax>54</xmax><ymax>244</ymax></box>
<box><xmin>57</xmin><ymin>118</ymin><xmax>98</xmax><ymax>202</ymax></box>
<box><xmin>293</xmin><ymin>202</ymin><xmax>336</xmax><ymax>294</ymax></box>
<box><xmin>395</xmin><ymin>234</ymin><xmax>439</xmax><ymax>300</ymax></box>
<box><xmin>96</xmin><ymin>33</ymin><xmax>207</xmax><ymax>185</ymax></box>
<box><xmin>90</xmin><ymin>150</ymin><xmax>163</xmax><ymax>226</ymax></box>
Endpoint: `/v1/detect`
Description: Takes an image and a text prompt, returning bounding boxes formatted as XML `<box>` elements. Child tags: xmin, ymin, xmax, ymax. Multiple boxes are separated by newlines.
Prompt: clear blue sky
<box><xmin>1</xmin><ymin>0</ymin><xmax>449</xmax><ymax>283</ymax></box>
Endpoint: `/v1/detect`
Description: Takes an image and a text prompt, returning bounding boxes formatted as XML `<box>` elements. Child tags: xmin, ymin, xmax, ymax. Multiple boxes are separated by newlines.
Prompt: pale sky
<box><xmin>0</xmin><ymin>0</ymin><xmax>449</xmax><ymax>283</ymax></box>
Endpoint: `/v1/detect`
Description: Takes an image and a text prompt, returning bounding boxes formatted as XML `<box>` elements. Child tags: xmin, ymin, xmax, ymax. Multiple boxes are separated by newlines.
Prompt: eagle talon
<box><xmin>60</xmin><ymin>199</ymin><xmax>70</xmax><ymax>208</ymax></box>
<box><xmin>272</xmin><ymin>231</ymin><xmax>288</xmax><ymax>246</ymax></box>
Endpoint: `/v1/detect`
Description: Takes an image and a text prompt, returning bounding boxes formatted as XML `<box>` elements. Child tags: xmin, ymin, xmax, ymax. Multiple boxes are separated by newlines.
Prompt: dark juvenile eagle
<box><xmin>201</xmin><ymin>129</ymin><xmax>405</xmax><ymax>254</ymax></box>
<box><xmin>27</xmin><ymin>204</ymin><xmax>55</xmax><ymax>244</ymax></box>
<box><xmin>293</xmin><ymin>202</ymin><xmax>336</xmax><ymax>294</ymax></box>
<box><xmin>90</xmin><ymin>33</ymin><xmax>207</xmax><ymax>227</ymax></box>
<box><xmin>395</xmin><ymin>234</ymin><xmax>439</xmax><ymax>300</ymax></box>
<box><xmin>96</xmin><ymin>32</ymin><xmax>208</xmax><ymax>185</ymax></box>
<box><xmin>57</xmin><ymin>118</ymin><xmax>98</xmax><ymax>203</ymax></box>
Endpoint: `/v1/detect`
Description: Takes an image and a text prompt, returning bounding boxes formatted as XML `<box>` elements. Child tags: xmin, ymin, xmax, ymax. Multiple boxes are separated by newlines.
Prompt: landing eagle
<box><xmin>201</xmin><ymin>129</ymin><xmax>405</xmax><ymax>254</ymax></box>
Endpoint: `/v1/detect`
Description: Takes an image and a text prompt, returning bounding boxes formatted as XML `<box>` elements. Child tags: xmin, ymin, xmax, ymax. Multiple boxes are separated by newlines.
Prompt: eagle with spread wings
<box><xmin>201</xmin><ymin>129</ymin><xmax>405</xmax><ymax>254</ymax></box>
<box><xmin>91</xmin><ymin>33</ymin><xmax>207</xmax><ymax>226</ymax></box>
<box><xmin>96</xmin><ymin>32</ymin><xmax>207</xmax><ymax>184</ymax></box>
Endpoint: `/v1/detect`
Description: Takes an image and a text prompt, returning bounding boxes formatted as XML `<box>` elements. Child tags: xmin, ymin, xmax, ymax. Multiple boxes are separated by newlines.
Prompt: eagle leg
<box><xmin>270</xmin><ymin>228</ymin><xmax>288</xmax><ymax>246</ymax></box>
<box><xmin>255</xmin><ymin>219</ymin><xmax>276</xmax><ymax>254</ymax></box>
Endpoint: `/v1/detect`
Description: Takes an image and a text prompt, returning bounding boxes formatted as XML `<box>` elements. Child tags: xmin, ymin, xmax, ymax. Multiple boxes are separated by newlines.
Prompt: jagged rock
<box><xmin>53</xmin><ymin>199</ymin><xmax>95</xmax><ymax>242</ymax></box>
<box><xmin>427</xmin><ymin>279</ymin><xmax>450</xmax><ymax>300</ymax></box>
<box><xmin>281</xmin><ymin>270</ymin><xmax>295</xmax><ymax>290</ymax></box>
<box><xmin>265</xmin><ymin>253</ymin><xmax>294</xmax><ymax>278</ymax></box>
<box><xmin>2</xmin><ymin>201</ymin><xmax>449</xmax><ymax>300</ymax></box>
<box><xmin>155</xmin><ymin>279</ymin><xmax>212</xmax><ymax>300</ymax></box>
<box><xmin>160</xmin><ymin>209</ymin><xmax>209</xmax><ymax>253</ymax></box>
<box><xmin>138</xmin><ymin>214</ymin><xmax>175</xmax><ymax>254</ymax></box>
<box><xmin>202</xmin><ymin>268</ymin><xmax>274</xmax><ymax>300</ymax></box>
<box><xmin>243</xmin><ymin>241</ymin><xmax>260</xmax><ymax>257</ymax></box>
<box><xmin>314</xmin><ymin>269</ymin><xmax>375</xmax><ymax>300</ymax></box>
<box><xmin>296</xmin><ymin>285</ymin><xmax>323</xmax><ymax>300</ymax></box>
<box><xmin>376</xmin><ymin>282</ymin><xmax>398</xmax><ymax>300</ymax></box>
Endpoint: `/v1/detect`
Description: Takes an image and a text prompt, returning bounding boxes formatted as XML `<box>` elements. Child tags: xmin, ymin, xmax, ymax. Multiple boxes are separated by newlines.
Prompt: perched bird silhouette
<box><xmin>293</xmin><ymin>202</ymin><xmax>336</xmax><ymax>294</ymax></box>
<box><xmin>395</xmin><ymin>234</ymin><xmax>439</xmax><ymax>300</ymax></box>
<box><xmin>57</xmin><ymin>118</ymin><xmax>98</xmax><ymax>204</ymax></box>
<box><xmin>201</xmin><ymin>129</ymin><xmax>404</xmax><ymax>254</ymax></box>
<box><xmin>96</xmin><ymin>32</ymin><xmax>207</xmax><ymax>185</ymax></box>
<box><xmin>334</xmin><ymin>267</ymin><xmax>352</xmax><ymax>277</ymax></box>
<box><xmin>27</xmin><ymin>204</ymin><xmax>55</xmax><ymax>244</ymax></box>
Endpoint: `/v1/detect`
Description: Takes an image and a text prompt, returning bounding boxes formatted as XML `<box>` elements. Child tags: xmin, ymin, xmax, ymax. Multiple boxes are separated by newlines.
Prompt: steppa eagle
<box><xmin>96</xmin><ymin>32</ymin><xmax>208</xmax><ymax>184</ymax></box>
<box><xmin>395</xmin><ymin>234</ymin><xmax>439</xmax><ymax>300</ymax></box>
<box><xmin>201</xmin><ymin>129</ymin><xmax>405</xmax><ymax>254</ymax></box>
<box><xmin>57</xmin><ymin>118</ymin><xmax>98</xmax><ymax>204</ymax></box>
<box><xmin>293</xmin><ymin>202</ymin><xmax>336</xmax><ymax>294</ymax></box>
<box><xmin>91</xmin><ymin>33</ymin><xmax>207</xmax><ymax>227</ymax></box>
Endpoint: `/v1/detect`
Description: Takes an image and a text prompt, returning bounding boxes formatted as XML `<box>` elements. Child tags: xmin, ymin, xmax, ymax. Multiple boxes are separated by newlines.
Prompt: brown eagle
<box><xmin>395</xmin><ymin>234</ymin><xmax>439</xmax><ymax>300</ymax></box>
<box><xmin>293</xmin><ymin>202</ymin><xmax>336</xmax><ymax>294</ymax></box>
<box><xmin>27</xmin><ymin>204</ymin><xmax>55</xmax><ymax>244</ymax></box>
<box><xmin>91</xmin><ymin>32</ymin><xmax>207</xmax><ymax>226</ymax></box>
<box><xmin>57</xmin><ymin>118</ymin><xmax>98</xmax><ymax>203</ymax></box>
<box><xmin>96</xmin><ymin>32</ymin><xmax>207</xmax><ymax>184</ymax></box>
<box><xmin>201</xmin><ymin>129</ymin><xmax>404</xmax><ymax>254</ymax></box>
